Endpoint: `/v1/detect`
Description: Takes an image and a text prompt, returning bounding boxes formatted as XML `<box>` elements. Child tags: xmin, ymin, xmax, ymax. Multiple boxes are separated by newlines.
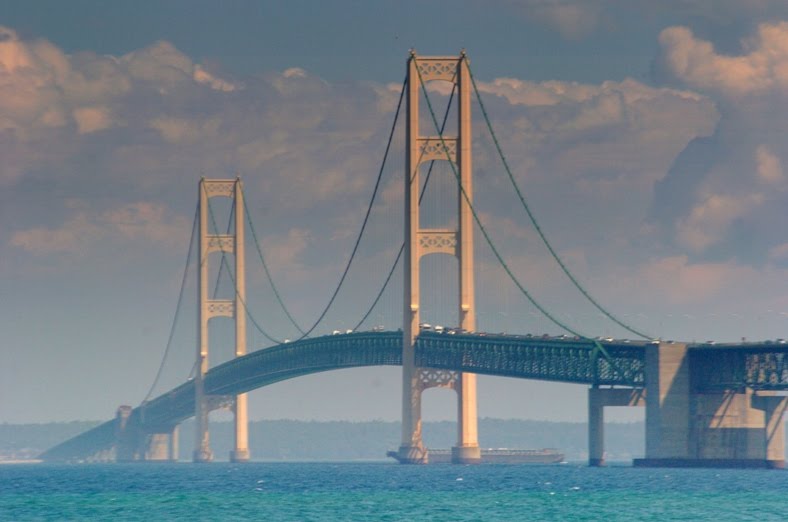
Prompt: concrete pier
<box><xmin>169</xmin><ymin>425</ymin><xmax>179</xmax><ymax>462</ymax></box>
<box><xmin>753</xmin><ymin>393</ymin><xmax>788</xmax><ymax>468</ymax></box>
<box><xmin>115</xmin><ymin>405</ymin><xmax>141</xmax><ymax>462</ymax></box>
<box><xmin>145</xmin><ymin>433</ymin><xmax>170</xmax><ymax>461</ymax></box>
<box><xmin>588</xmin><ymin>387</ymin><xmax>645</xmax><ymax>466</ymax></box>
<box><xmin>634</xmin><ymin>342</ymin><xmax>786</xmax><ymax>468</ymax></box>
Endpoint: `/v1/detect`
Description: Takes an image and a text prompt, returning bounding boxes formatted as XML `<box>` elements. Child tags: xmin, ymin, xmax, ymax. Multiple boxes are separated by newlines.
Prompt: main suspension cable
<box><xmin>242</xmin><ymin>185</ymin><xmax>306</xmax><ymax>335</ymax></box>
<box><xmin>414</xmin><ymin>55</ymin><xmax>584</xmax><ymax>338</ymax></box>
<box><xmin>465</xmin><ymin>61</ymin><xmax>651</xmax><ymax>340</ymax></box>
<box><xmin>203</xmin><ymin>183</ymin><xmax>283</xmax><ymax>344</ymax></box>
<box><xmin>293</xmin><ymin>76</ymin><xmax>408</xmax><ymax>340</ymax></box>
<box><xmin>141</xmin><ymin>204</ymin><xmax>199</xmax><ymax>404</ymax></box>
<box><xmin>352</xmin><ymin>82</ymin><xmax>457</xmax><ymax>331</ymax></box>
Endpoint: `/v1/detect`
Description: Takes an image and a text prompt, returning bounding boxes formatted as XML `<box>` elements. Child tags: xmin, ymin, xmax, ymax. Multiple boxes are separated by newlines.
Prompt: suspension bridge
<box><xmin>41</xmin><ymin>52</ymin><xmax>788</xmax><ymax>468</ymax></box>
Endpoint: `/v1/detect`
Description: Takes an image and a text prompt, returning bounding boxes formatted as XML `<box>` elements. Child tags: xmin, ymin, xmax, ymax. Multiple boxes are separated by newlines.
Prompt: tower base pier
<box><xmin>451</xmin><ymin>445</ymin><xmax>481</xmax><ymax>464</ymax></box>
<box><xmin>192</xmin><ymin>448</ymin><xmax>214</xmax><ymax>463</ymax></box>
<box><xmin>230</xmin><ymin>449</ymin><xmax>251</xmax><ymax>463</ymax></box>
<box><xmin>396</xmin><ymin>445</ymin><xmax>429</xmax><ymax>464</ymax></box>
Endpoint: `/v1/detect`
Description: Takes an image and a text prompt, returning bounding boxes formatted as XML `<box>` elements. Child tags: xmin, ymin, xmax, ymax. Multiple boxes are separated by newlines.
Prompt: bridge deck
<box><xmin>40</xmin><ymin>332</ymin><xmax>788</xmax><ymax>461</ymax></box>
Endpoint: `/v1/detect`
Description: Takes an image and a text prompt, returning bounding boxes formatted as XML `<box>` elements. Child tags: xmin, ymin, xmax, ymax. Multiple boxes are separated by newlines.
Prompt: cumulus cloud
<box><xmin>0</xmin><ymin>29</ymin><xmax>237</xmax><ymax>137</ymax></box>
<box><xmin>755</xmin><ymin>144</ymin><xmax>784</xmax><ymax>184</ymax></box>
<box><xmin>72</xmin><ymin>106</ymin><xmax>112</xmax><ymax>134</ymax></box>
<box><xmin>0</xmin><ymin>25</ymin><xmax>724</xmax><ymax>339</ymax></box>
<box><xmin>193</xmin><ymin>64</ymin><xmax>238</xmax><ymax>92</ymax></box>
<box><xmin>470</xmin><ymin>76</ymin><xmax>717</xmax><ymax>196</ymax></box>
<box><xmin>651</xmin><ymin>22</ymin><xmax>788</xmax><ymax>262</ymax></box>
<box><xmin>657</xmin><ymin>24</ymin><xmax>788</xmax><ymax>97</ymax></box>
<box><xmin>676</xmin><ymin>192</ymin><xmax>764</xmax><ymax>253</ymax></box>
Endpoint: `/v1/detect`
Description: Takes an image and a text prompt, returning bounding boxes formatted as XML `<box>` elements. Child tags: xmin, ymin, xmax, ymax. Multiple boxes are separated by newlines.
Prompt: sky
<box><xmin>4</xmin><ymin>0</ymin><xmax>788</xmax><ymax>429</ymax></box>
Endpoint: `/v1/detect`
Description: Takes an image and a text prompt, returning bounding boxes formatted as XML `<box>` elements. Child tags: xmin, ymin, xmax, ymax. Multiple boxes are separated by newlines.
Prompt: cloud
<box><xmin>676</xmin><ymin>192</ymin><xmax>764</xmax><ymax>253</ymax></box>
<box><xmin>635</xmin><ymin>255</ymin><xmax>760</xmax><ymax>304</ymax></box>
<box><xmin>501</xmin><ymin>1</ymin><xmax>788</xmax><ymax>42</ymax></box>
<box><xmin>72</xmin><ymin>106</ymin><xmax>112</xmax><ymax>134</ymax></box>
<box><xmin>502</xmin><ymin>0</ymin><xmax>604</xmax><ymax>40</ymax></box>
<box><xmin>149</xmin><ymin>116</ymin><xmax>221</xmax><ymax>144</ymax></box>
<box><xmin>10</xmin><ymin>213</ymin><xmax>101</xmax><ymax>255</ymax></box>
<box><xmin>658</xmin><ymin>22</ymin><xmax>788</xmax><ymax>97</ymax></box>
<box><xmin>10</xmin><ymin>202</ymin><xmax>189</xmax><ymax>256</ymax></box>
<box><xmin>0</xmin><ymin>25</ymin><xmax>728</xmax><ymax>335</ymax></box>
<box><xmin>193</xmin><ymin>64</ymin><xmax>238</xmax><ymax>92</ymax></box>
<box><xmin>755</xmin><ymin>144</ymin><xmax>784</xmax><ymax>184</ymax></box>
<box><xmin>470</xmin><ymin>76</ymin><xmax>718</xmax><ymax>197</ymax></box>
<box><xmin>103</xmin><ymin>202</ymin><xmax>189</xmax><ymax>242</ymax></box>
<box><xmin>768</xmin><ymin>242</ymin><xmax>788</xmax><ymax>264</ymax></box>
<box><xmin>651</xmin><ymin>22</ymin><xmax>788</xmax><ymax>261</ymax></box>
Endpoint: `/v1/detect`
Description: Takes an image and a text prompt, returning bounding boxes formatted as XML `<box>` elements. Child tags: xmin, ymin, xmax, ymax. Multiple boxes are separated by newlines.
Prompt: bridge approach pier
<box><xmin>114</xmin><ymin>406</ymin><xmax>179</xmax><ymax>462</ymax></box>
<box><xmin>635</xmin><ymin>342</ymin><xmax>786</xmax><ymax>468</ymax></box>
<box><xmin>588</xmin><ymin>387</ymin><xmax>645</xmax><ymax>466</ymax></box>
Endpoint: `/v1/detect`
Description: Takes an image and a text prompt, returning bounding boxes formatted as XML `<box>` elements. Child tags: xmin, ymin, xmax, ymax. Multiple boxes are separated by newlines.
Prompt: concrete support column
<box><xmin>588</xmin><ymin>387</ymin><xmax>645</xmax><ymax>466</ymax></box>
<box><xmin>644</xmin><ymin>342</ymin><xmax>690</xmax><ymax>460</ymax></box>
<box><xmin>145</xmin><ymin>433</ymin><xmax>170</xmax><ymax>461</ymax></box>
<box><xmin>452</xmin><ymin>54</ymin><xmax>480</xmax><ymax>465</ymax></box>
<box><xmin>398</xmin><ymin>53</ymin><xmax>427</xmax><ymax>465</ymax></box>
<box><xmin>453</xmin><ymin>372</ymin><xmax>481</xmax><ymax>463</ymax></box>
<box><xmin>231</xmin><ymin>395</ymin><xmax>251</xmax><ymax>462</ymax></box>
<box><xmin>115</xmin><ymin>405</ymin><xmax>140</xmax><ymax>462</ymax></box>
<box><xmin>231</xmin><ymin>179</ymin><xmax>250</xmax><ymax>463</ymax></box>
<box><xmin>194</xmin><ymin>179</ymin><xmax>213</xmax><ymax>463</ymax></box>
<box><xmin>753</xmin><ymin>393</ymin><xmax>787</xmax><ymax>468</ymax></box>
<box><xmin>193</xmin><ymin>395</ymin><xmax>212</xmax><ymax>462</ymax></box>
<box><xmin>588</xmin><ymin>388</ymin><xmax>605</xmax><ymax>467</ymax></box>
<box><xmin>169</xmin><ymin>425</ymin><xmax>179</xmax><ymax>462</ymax></box>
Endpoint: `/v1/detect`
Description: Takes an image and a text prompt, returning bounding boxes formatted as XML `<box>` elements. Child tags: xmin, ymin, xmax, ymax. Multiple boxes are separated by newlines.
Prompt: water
<box><xmin>1</xmin><ymin>462</ymin><xmax>786</xmax><ymax>521</ymax></box>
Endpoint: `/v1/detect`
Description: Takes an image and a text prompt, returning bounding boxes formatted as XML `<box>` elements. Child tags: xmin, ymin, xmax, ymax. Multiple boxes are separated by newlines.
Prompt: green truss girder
<box><xmin>690</xmin><ymin>345</ymin><xmax>788</xmax><ymax>392</ymax></box>
<box><xmin>41</xmin><ymin>333</ymin><xmax>788</xmax><ymax>461</ymax></box>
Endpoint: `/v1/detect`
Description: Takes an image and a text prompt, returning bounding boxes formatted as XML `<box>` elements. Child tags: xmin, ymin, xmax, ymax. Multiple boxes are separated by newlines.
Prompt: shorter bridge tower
<box><xmin>399</xmin><ymin>51</ymin><xmax>481</xmax><ymax>464</ymax></box>
<box><xmin>195</xmin><ymin>177</ymin><xmax>250</xmax><ymax>462</ymax></box>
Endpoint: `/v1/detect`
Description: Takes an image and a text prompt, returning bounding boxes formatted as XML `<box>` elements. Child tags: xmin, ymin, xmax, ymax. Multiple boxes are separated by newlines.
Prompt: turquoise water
<box><xmin>1</xmin><ymin>463</ymin><xmax>786</xmax><ymax>521</ymax></box>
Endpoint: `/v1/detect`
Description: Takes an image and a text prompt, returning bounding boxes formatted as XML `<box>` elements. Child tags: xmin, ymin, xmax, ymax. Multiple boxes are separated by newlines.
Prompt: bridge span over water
<box><xmin>41</xmin><ymin>332</ymin><xmax>788</xmax><ymax>465</ymax></box>
<box><xmin>40</xmin><ymin>52</ymin><xmax>788</xmax><ymax>468</ymax></box>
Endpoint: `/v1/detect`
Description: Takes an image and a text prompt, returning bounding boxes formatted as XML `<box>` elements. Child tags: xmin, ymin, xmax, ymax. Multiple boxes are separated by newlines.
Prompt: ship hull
<box><xmin>387</xmin><ymin>448</ymin><xmax>564</xmax><ymax>464</ymax></box>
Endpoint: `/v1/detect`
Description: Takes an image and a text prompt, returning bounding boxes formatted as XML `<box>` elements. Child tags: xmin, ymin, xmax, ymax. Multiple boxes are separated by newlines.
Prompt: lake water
<box><xmin>1</xmin><ymin>462</ymin><xmax>786</xmax><ymax>521</ymax></box>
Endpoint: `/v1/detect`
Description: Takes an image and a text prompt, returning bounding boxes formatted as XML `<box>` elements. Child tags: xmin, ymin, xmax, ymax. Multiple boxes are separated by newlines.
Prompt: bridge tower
<box><xmin>398</xmin><ymin>51</ymin><xmax>480</xmax><ymax>464</ymax></box>
<box><xmin>195</xmin><ymin>178</ymin><xmax>250</xmax><ymax>463</ymax></box>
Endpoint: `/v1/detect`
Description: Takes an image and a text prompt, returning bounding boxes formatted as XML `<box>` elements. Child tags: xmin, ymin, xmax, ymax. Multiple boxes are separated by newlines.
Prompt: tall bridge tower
<box><xmin>195</xmin><ymin>178</ymin><xmax>250</xmax><ymax>463</ymax></box>
<box><xmin>399</xmin><ymin>52</ymin><xmax>480</xmax><ymax>464</ymax></box>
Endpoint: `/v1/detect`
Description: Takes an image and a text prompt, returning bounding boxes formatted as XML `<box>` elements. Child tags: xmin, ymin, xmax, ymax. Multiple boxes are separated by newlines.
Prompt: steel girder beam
<box><xmin>40</xmin><ymin>331</ymin><xmax>649</xmax><ymax>461</ymax></box>
<box><xmin>690</xmin><ymin>347</ymin><xmax>788</xmax><ymax>392</ymax></box>
<box><xmin>415</xmin><ymin>332</ymin><xmax>645</xmax><ymax>387</ymax></box>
